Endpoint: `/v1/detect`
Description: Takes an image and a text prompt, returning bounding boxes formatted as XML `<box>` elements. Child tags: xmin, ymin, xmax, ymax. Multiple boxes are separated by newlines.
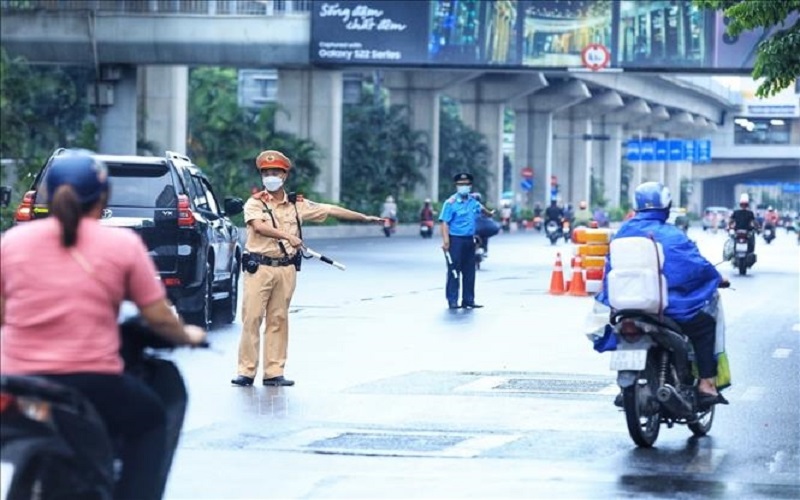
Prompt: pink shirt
<box><xmin>1</xmin><ymin>218</ymin><xmax>165</xmax><ymax>375</ymax></box>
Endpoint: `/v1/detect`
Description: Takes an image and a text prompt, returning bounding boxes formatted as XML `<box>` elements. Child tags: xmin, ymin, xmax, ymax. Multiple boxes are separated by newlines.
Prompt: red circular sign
<box><xmin>580</xmin><ymin>43</ymin><xmax>611</xmax><ymax>71</ymax></box>
<box><xmin>521</xmin><ymin>167</ymin><xmax>534</xmax><ymax>179</ymax></box>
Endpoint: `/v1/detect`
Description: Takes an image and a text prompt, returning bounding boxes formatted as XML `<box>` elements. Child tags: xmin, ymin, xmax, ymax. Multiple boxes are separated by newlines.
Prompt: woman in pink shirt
<box><xmin>0</xmin><ymin>150</ymin><xmax>206</xmax><ymax>500</ymax></box>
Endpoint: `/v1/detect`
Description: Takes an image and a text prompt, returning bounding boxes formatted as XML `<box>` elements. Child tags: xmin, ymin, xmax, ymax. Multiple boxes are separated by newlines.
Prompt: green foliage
<box><xmin>0</xmin><ymin>49</ymin><xmax>96</xmax><ymax>231</ymax></box>
<box><xmin>695</xmin><ymin>0</ymin><xmax>800</xmax><ymax>97</ymax></box>
<box><xmin>186</xmin><ymin>67</ymin><xmax>321</xmax><ymax>202</ymax></box>
<box><xmin>438</xmin><ymin>97</ymin><xmax>493</xmax><ymax>200</ymax></box>
<box><xmin>340</xmin><ymin>86</ymin><xmax>428</xmax><ymax>216</ymax></box>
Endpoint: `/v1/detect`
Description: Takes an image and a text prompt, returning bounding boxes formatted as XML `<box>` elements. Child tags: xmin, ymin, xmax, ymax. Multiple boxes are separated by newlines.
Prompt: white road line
<box><xmin>740</xmin><ymin>386</ymin><xmax>766</xmax><ymax>401</ymax></box>
<box><xmin>772</xmin><ymin>348</ymin><xmax>792</xmax><ymax>359</ymax></box>
<box><xmin>684</xmin><ymin>447</ymin><xmax>727</xmax><ymax>474</ymax></box>
<box><xmin>453</xmin><ymin>376</ymin><xmax>508</xmax><ymax>393</ymax></box>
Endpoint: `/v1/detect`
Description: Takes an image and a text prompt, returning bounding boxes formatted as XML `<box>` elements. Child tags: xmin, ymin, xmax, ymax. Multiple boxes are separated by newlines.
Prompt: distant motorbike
<box><xmin>419</xmin><ymin>220</ymin><xmax>434</xmax><ymax>239</ymax></box>
<box><xmin>382</xmin><ymin>217</ymin><xmax>396</xmax><ymax>237</ymax></box>
<box><xmin>545</xmin><ymin>220</ymin><xmax>561</xmax><ymax>245</ymax></box>
<box><xmin>500</xmin><ymin>207</ymin><xmax>512</xmax><ymax>233</ymax></box>
<box><xmin>725</xmin><ymin>229</ymin><xmax>756</xmax><ymax>275</ymax></box>
<box><xmin>762</xmin><ymin>223</ymin><xmax>775</xmax><ymax>244</ymax></box>
<box><xmin>0</xmin><ymin>311</ymin><xmax>204</xmax><ymax>500</ymax></box>
<box><xmin>474</xmin><ymin>236</ymin><xmax>485</xmax><ymax>270</ymax></box>
<box><xmin>532</xmin><ymin>216</ymin><xmax>543</xmax><ymax>232</ymax></box>
<box><xmin>607</xmin><ymin>288</ymin><xmax>728</xmax><ymax>447</ymax></box>
<box><xmin>562</xmin><ymin>219</ymin><xmax>572</xmax><ymax>243</ymax></box>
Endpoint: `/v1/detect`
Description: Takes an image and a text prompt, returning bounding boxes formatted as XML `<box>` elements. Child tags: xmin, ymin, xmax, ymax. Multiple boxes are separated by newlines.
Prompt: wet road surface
<box><xmin>164</xmin><ymin>227</ymin><xmax>800</xmax><ymax>499</ymax></box>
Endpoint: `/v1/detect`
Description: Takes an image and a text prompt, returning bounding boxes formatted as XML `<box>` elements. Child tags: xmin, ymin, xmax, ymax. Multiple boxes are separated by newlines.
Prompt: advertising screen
<box><xmin>310</xmin><ymin>0</ymin><xmax>786</xmax><ymax>72</ymax></box>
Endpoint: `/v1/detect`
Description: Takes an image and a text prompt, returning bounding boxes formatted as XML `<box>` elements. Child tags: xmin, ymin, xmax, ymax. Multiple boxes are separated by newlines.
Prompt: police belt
<box><xmin>251</xmin><ymin>253</ymin><xmax>299</xmax><ymax>267</ymax></box>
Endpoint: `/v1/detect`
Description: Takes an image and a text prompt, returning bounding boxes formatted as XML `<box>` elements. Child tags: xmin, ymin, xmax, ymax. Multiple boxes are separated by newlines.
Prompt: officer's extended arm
<box><xmin>328</xmin><ymin>205</ymin><xmax>382</xmax><ymax>223</ymax></box>
<box><xmin>248</xmin><ymin>219</ymin><xmax>302</xmax><ymax>248</ymax></box>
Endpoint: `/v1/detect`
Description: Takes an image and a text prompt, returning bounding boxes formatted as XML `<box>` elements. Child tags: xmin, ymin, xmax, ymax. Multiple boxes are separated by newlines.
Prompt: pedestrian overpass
<box><xmin>2</xmin><ymin>0</ymin><xmax>796</xmax><ymax>211</ymax></box>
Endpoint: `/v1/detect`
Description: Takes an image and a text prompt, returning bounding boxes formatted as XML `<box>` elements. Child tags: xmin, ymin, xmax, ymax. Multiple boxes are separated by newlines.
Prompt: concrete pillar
<box><xmin>551</xmin><ymin>117</ymin><xmax>571</xmax><ymax>204</ymax></box>
<box><xmin>390</xmin><ymin>88</ymin><xmax>440</xmax><ymax>201</ymax></box>
<box><xmin>140</xmin><ymin>65</ymin><xmax>188</xmax><ymax>155</ymax></box>
<box><xmin>514</xmin><ymin>110</ymin><xmax>553</xmax><ymax>209</ymax></box>
<box><xmin>570</xmin><ymin>118</ymin><xmax>592</xmax><ymax>206</ymax></box>
<box><xmin>665</xmin><ymin>159</ymin><xmax>682</xmax><ymax>209</ymax></box>
<box><xmin>601</xmin><ymin>122</ymin><xmax>623</xmax><ymax>209</ymax></box>
<box><xmin>460</xmin><ymin>101</ymin><xmax>504</xmax><ymax>205</ymax></box>
<box><xmin>690</xmin><ymin>177</ymin><xmax>703</xmax><ymax>215</ymax></box>
<box><xmin>97</xmin><ymin>65</ymin><xmax>137</xmax><ymax>155</ymax></box>
<box><xmin>275</xmin><ymin>69</ymin><xmax>343</xmax><ymax>202</ymax></box>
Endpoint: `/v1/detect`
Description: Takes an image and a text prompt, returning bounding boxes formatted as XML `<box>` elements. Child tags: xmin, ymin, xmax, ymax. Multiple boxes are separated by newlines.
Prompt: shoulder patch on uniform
<box><xmin>296</xmin><ymin>194</ymin><xmax>305</xmax><ymax>203</ymax></box>
<box><xmin>304</xmin><ymin>199</ymin><xmax>318</xmax><ymax>208</ymax></box>
<box><xmin>446</xmin><ymin>196</ymin><xmax>456</xmax><ymax>204</ymax></box>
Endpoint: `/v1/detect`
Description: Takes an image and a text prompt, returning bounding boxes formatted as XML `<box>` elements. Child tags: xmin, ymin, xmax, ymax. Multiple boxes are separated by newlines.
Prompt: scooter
<box><xmin>474</xmin><ymin>235</ymin><xmax>485</xmax><ymax>270</ymax></box>
<box><xmin>419</xmin><ymin>220</ymin><xmax>434</xmax><ymax>239</ymax></box>
<box><xmin>532</xmin><ymin>216</ymin><xmax>543</xmax><ymax>232</ymax></box>
<box><xmin>562</xmin><ymin>219</ymin><xmax>572</xmax><ymax>243</ymax></box>
<box><xmin>545</xmin><ymin>220</ymin><xmax>561</xmax><ymax>245</ymax></box>
<box><xmin>382</xmin><ymin>217</ymin><xmax>396</xmax><ymax>237</ymax></box>
<box><xmin>727</xmin><ymin>229</ymin><xmax>756</xmax><ymax>275</ymax></box>
<box><xmin>0</xmin><ymin>312</ymin><xmax>204</xmax><ymax>500</ymax></box>
<box><xmin>762</xmin><ymin>223</ymin><xmax>775</xmax><ymax>244</ymax></box>
<box><xmin>606</xmin><ymin>285</ymin><xmax>730</xmax><ymax>447</ymax></box>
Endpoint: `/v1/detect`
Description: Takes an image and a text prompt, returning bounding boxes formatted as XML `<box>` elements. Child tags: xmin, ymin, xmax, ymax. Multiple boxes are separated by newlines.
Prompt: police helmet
<box><xmin>634</xmin><ymin>181</ymin><xmax>672</xmax><ymax>211</ymax></box>
<box><xmin>46</xmin><ymin>149</ymin><xmax>109</xmax><ymax>205</ymax></box>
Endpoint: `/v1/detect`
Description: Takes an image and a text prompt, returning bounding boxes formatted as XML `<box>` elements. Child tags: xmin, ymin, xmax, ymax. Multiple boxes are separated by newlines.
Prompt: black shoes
<box><xmin>231</xmin><ymin>375</ymin><xmax>254</xmax><ymax>387</ymax></box>
<box><xmin>462</xmin><ymin>303</ymin><xmax>483</xmax><ymax>309</ymax></box>
<box><xmin>263</xmin><ymin>376</ymin><xmax>295</xmax><ymax>386</ymax></box>
<box><xmin>614</xmin><ymin>392</ymin><xmax>623</xmax><ymax>408</ymax></box>
<box><xmin>698</xmin><ymin>391</ymin><xmax>729</xmax><ymax>408</ymax></box>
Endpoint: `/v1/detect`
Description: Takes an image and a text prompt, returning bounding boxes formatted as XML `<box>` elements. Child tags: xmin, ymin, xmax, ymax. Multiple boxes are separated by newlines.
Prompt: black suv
<box><xmin>14</xmin><ymin>150</ymin><xmax>244</xmax><ymax>328</ymax></box>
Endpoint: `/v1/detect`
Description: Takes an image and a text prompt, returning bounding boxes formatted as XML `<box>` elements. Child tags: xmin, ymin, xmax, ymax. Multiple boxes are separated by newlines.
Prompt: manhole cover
<box><xmin>495</xmin><ymin>378</ymin><xmax>613</xmax><ymax>394</ymax></box>
<box><xmin>307</xmin><ymin>432</ymin><xmax>465</xmax><ymax>452</ymax></box>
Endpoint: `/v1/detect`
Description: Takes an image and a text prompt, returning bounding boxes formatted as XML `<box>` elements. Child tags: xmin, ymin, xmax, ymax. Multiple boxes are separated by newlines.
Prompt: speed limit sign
<box><xmin>580</xmin><ymin>43</ymin><xmax>611</xmax><ymax>71</ymax></box>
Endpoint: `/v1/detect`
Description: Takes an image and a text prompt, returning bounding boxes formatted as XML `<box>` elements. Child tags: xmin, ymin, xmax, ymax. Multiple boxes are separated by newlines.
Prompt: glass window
<box><xmin>733</xmin><ymin>117</ymin><xmax>791</xmax><ymax>145</ymax></box>
<box><xmin>106</xmin><ymin>163</ymin><xmax>175</xmax><ymax>207</ymax></box>
<box><xmin>199</xmin><ymin>178</ymin><xmax>221</xmax><ymax>215</ymax></box>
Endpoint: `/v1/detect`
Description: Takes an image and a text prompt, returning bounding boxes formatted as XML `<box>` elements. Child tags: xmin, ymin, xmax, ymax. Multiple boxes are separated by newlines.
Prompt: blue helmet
<box><xmin>634</xmin><ymin>181</ymin><xmax>672</xmax><ymax>211</ymax></box>
<box><xmin>46</xmin><ymin>150</ymin><xmax>109</xmax><ymax>205</ymax></box>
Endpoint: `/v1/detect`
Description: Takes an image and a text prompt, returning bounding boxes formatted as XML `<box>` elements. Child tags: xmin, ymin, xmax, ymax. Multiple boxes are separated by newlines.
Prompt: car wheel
<box><xmin>185</xmin><ymin>262</ymin><xmax>213</xmax><ymax>329</ymax></box>
<box><xmin>215</xmin><ymin>259</ymin><xmax>239</xmax><ymax>324</ymax></box>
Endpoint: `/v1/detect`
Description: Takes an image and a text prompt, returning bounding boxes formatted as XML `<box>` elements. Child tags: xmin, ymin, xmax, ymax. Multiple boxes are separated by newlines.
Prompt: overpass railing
<box><xmin>0</xmin><ymin>0</ymin><xmax>312</xmax><ymax>15</ymax></box>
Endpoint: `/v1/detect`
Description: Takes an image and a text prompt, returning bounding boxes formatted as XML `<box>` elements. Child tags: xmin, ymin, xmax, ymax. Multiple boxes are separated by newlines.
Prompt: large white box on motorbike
<box><xmin>607</xmin><ymin>268</ymin><xmax>669</xmax><ymax>313</ymax></box>
<box><xmin>609</xmin><ymin>237</ymin><xmax>664</xmax><ymax>270</ymax></box>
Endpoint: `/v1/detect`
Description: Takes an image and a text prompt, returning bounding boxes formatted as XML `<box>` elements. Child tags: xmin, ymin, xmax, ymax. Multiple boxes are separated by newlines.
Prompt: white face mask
<box><xmin>262</xmin><ymin>175</ymin><xmax>284</xmax><ymax>192</ymax></box>
<box><xmin>457</xmin><ymin>185</ymin><xmax>472</xmax><ymax>196</ymax></box>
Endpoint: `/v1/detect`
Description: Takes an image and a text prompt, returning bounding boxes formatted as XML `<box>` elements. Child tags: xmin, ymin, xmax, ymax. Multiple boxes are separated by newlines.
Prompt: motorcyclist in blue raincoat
<box><xmin>596</xmin><ymin>181</ymin><xmax>730</xmax><ymax>407</ymax></box>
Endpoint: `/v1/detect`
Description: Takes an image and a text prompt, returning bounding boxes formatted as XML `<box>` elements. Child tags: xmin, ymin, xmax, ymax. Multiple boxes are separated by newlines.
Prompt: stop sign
<box><xmin>521</xmin><ymin>167</ymin><xmax>534</xmax><ymax>179</ymax></box>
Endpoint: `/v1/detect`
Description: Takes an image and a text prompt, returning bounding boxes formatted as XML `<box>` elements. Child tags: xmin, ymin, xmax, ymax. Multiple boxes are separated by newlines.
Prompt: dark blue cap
<box><xmin>46</xmin><ymin>150</ymin><xmax>109</xmax><ymax>205</ymax></box>
<box><xmin>453</xmin><ymin>172</ymin><xmax>473</xmax><ymax>183</ymax></box>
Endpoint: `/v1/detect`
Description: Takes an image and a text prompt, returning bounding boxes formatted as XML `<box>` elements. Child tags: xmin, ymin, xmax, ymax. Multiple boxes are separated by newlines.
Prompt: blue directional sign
<box><xmin>640</xmin><ymin>140</ymin><xmax>656</xmax><ymax>161</ymax></box>
<box><xmin>668</xmin><ymin>140</ymin><xmax>685</xmax><ymax>161</ymax></box>
<box><xmin>655</xmin><ymin>140</ymin><xmax>668</xmax><ymax>161</ymax></box>
<box><xmin>520</xmin><ymin>178</ymin><xmax>533</xmax><ymax>192</ymax></box>
<box><xmin>626</xmin><ymin>140</ymin><xmax>641</xmax><ymax>162</ymax></box>
<box><xmin>782</xmin><ymin>182</ymin><xmax>800</xmax><ymax>193</ymax></box>
<box><xmin>695</xmin><ymin>140</ymin><xmax>711</xmax><ymax>163</ymax></box>
<box><xmin>684</xmin><ymin>140</ymin><xmax>695</xmax><ymax>162</ymax></box>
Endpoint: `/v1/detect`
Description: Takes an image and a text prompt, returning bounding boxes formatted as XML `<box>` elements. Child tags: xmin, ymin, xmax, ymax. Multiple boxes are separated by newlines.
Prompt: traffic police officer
<box><xmin>231</xmin><ymin>150</ymin><xmax>383</xmax><ymax>387</ymax></box>
<box><xmin>439</xmin><ymin>172</ymin><xmax>494</xmax><ymax>309</ymax></box>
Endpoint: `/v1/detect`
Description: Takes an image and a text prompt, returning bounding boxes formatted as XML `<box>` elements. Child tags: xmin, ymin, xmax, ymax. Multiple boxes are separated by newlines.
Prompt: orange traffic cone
<box><xmin>548</xmin><ymin>253</ymin><xmax>566</xmax><ymax>295</ymax></box>
<box><xmin>568</xmin><ymin>255</ymin><xmax>588</xmax><ymax>296</ymax></box>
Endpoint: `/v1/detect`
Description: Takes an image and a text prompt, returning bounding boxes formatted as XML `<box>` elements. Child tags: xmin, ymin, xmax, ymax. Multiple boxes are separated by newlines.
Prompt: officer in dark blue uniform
<box><xmin>439</xmin><ymin>172</ymin><xmax>494</xmax><ymax>309</ymax></box>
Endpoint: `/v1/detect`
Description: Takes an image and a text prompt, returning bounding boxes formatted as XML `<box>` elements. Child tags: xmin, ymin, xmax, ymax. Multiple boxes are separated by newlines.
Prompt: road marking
<box><xmin>740</xmin><ymin>386</ymin><xmax>766</xmax><ymax>401</ymax></box>
<box><xmin>772</xmin><ymin>348</ymin><xmax>792</xmax><ymax>359</ymax></box>
<box><xmin>453</xmin><ymin>376</ymin><xmax>508</xmax><ymax>393</ymax></box>
<box><xmin>684</xmin><ymin>447</ymin><xmax>727</xmax><ymax>474</ymax></box>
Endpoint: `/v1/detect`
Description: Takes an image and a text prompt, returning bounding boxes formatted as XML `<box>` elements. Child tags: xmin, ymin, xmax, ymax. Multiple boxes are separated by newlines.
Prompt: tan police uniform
<box><xmin>237</xmin><ymin>190</ymin><xmax>332</xmax><ymax>379</ymax></box>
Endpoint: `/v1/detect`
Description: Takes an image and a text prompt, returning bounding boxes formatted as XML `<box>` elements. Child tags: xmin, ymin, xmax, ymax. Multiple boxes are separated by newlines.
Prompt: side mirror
<box><xmin>224</xmin><ymin>197</ymin><xmax>244</xmax><ymax>216</ymax></box>
<box><xmin>0</xmin><ymin>186</ymin><xmax>11</xmax><ymax>208</ymax></box>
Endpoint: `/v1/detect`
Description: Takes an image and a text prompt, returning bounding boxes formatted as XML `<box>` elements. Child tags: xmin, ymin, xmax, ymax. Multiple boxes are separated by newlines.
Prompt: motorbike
<box><xmin>725</xmin><ymin>229</ymin><xmax>756</xmax><ymax>276</ymax></box>
<box><xmin>545</xmin><ymin>220</ymin><xmax>561</xmax><ymax>245</ymax></box>
<box><xmin>607</xmin><ymin>286</ymin><xmax>729</xmax><ymax>447</ymax></box>
<box><xmin>500</xmin><ymin>207</ymin><xmax>512</xmax><ymax>233</ymax></box>
<box><xmin>532</xmin><ymin>216</ymin><xmax>543</xmax><ymax>232</ymax></box>
<box><xmin>382</xmin><ymin>217</ymin><xmax>396</xmax><ymax>237</ymax></box>
<box><xmin>762</xmin><ymin>223</ymin><xmax>775</xmax><ymax>244</ymax></box>
<box><xmin>474</xmin><ymin>236</ymin><xmax>485</xmax><ymax>270</ymax></box>
<box><xmin>419</xmin><ymin>220</ymin><xmax>434</xmax><ymax>239</ymax></box>
<box><xmin>562</xmin><ymin>219</ymin><xmax>572</xmax><ymax>243</ymax></box>
<box><xmin>0</xmin><ymin>310</ymin><xmax>203</xmax><ymax>500</ymax></box>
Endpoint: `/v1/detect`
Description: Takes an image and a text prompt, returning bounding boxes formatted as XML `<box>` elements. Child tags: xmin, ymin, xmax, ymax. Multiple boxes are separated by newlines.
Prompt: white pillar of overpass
<box><xmin>600</xmin><ymin>122</ymin><xmax>623</xmax><ymax>209</ymax></box>
<box><xmin>570</xmin><ymin>118</ymin><xmax>592</xmax><ymax>206</ymax></box>
<box><xmin>389</xmin><ymin>88</ymin><xmax>441</xmax><ymax>201</ymax></box>
<box><xmin>459</xmin><ymin>100</ymin><xmax>504</xmax><ymax>205</ymax></box>
<box><xmin>97</xmin><ymin>65</ymin><xmax>137</xmax><ymax>155</ymax></box>
<box><xmin>140</xmin><ymin>66</ymin><xmax>188</xmax><ymax>155</ymax></box>
<box><xmin>514</xmin><ymin>110</ymin><xmax>553</xmax><ymax>210</ymax></box>
<box><xmin>275</xmin><ymin>69</ymin><xmax>342</xmax><ymax>202</ymax></box>
<box><xmin>551</xmin><ymin>117</ymin><xmax>571</xmax><ymax>204</ymax></box>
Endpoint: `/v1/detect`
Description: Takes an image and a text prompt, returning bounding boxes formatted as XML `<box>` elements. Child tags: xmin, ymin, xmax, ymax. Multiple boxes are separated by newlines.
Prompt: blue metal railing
<box><xmin>0</xmin><ymin>0</ymin><xmax>312</xmax><ymax>15</ymax></box>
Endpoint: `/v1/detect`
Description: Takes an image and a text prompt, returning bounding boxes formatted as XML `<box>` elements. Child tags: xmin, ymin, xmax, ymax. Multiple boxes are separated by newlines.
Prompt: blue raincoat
<box><xmin>596</xmin><ymin>210</ymin><xmax>722</xmax><ymax>322</ymax></box>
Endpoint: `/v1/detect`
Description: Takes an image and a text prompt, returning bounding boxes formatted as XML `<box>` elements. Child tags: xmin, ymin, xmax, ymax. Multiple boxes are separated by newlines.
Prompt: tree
<box><xmin>438</xmin><ymin>97</ymin><xmax>492</xmax><ymax>200</ymax></box>
<box><xmin>186</xmin><ymin>67</ymin><xmax>321</xmax><ymax>202</ymax></box>
<box><xmin>340</xmin><ymin>85</ymin><xmax>428</xmax><ymax>217</ymax></box>
<box><xmin>695</xmin><ymin>0</ymin><xmax>800</xmax><ymax>97</ymax></box>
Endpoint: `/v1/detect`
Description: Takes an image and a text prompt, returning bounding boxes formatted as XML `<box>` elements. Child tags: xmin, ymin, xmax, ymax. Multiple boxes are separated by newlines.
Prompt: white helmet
<box><xmin>739</xmin><ymin>193</ymin><xmax>749</xmax><ymax>205</ymax></box>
